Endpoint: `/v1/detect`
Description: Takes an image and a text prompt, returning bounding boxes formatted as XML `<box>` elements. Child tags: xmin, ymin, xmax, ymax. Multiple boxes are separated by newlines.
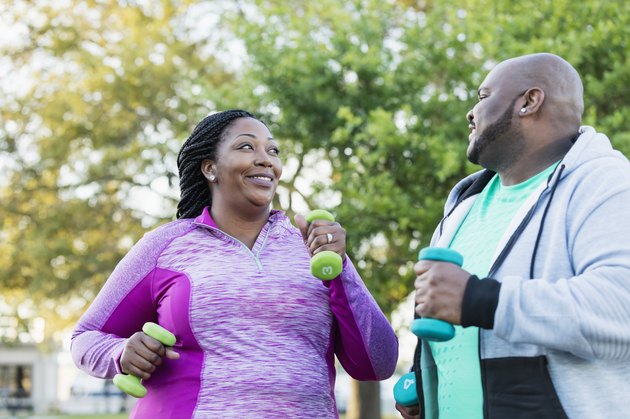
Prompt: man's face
<box><xmin>466</xmin><ymin>65</ymin><xmax>526</xmax><ymax>171</ymax></box>
<box><xmin>467</xmin><ymin>97</ymin><xmax>518</xmax><ymax>166</ymax></box>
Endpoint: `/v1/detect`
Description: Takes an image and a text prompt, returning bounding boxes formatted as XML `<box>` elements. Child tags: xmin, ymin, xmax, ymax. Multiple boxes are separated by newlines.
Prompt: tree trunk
<box><xmin>345</xmin><ymin>379</ymin><xmax>381</xmax><ymax>419</ymax></box>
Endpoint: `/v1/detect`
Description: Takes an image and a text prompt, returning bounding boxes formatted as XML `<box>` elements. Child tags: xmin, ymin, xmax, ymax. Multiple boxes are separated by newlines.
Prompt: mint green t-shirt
<box><xmin>429</xmin><ymin>163</ymin><xmax>557</xmax><ymax>419</ymax></box>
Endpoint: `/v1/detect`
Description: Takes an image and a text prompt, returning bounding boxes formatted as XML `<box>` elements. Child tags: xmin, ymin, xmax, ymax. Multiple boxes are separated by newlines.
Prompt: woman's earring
<box><xmin>520</xmin><ymin>108</ymin><xmax>527</xmax><ymax>113</ymax></box>
<box><xmin>209</xmin><ymin>174</ymin><xmax>216</xmax><ymax>182</ymax></box>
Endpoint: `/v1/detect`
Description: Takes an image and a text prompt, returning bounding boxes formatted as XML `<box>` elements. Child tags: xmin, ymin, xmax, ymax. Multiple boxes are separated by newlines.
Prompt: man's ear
<box><xmin>201</xmin><ymin>159</ymin><xmax>217</xmax><ymax>182</ymax></box>
<box><xmin>519</xmin><ymin>87</ymin><xmax>545</xmax><ymax>116</ymax></box>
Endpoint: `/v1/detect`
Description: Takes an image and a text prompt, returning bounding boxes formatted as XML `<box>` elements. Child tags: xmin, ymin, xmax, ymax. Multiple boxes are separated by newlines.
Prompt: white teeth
<box><xmin>251</xmin><ymin>176</ymin><xmax>271</xmax><ymax>181</ymax></box>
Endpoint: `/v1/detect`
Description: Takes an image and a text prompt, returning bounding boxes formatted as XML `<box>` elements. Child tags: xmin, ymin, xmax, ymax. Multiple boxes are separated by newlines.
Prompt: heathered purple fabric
<box><xmin>71</xmin><ymin>208</ymin><xmax>398</xmax><ymax>418</ymax></box>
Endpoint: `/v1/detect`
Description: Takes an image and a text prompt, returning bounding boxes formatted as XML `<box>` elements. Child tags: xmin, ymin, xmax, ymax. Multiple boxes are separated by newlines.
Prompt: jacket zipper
<box><xmin>479</xmin><ymin>330</ymin><xmax>488</xmax><ymax>418</ymax></box>
<box><xmin>193</xmin><ymin>222</ymin><xmax>271</xmax><ymax>271</ymax></box>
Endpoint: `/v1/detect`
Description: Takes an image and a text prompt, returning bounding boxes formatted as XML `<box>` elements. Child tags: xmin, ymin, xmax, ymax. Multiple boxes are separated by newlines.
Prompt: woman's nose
<box><xmin>254</xmin><ymin>150</ymin><xmax>272</xmax><ymax>167</ymax></box>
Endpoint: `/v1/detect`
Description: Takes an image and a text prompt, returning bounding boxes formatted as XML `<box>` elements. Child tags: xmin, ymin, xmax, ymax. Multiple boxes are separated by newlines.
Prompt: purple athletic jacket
<box><xmin>71</xmin><ymin>208</ymin><xmax>398</xmax><ymax>418</ymax></box>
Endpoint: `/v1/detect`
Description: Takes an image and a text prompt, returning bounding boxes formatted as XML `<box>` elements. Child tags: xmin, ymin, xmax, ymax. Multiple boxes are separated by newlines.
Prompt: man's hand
<box><xmin>414</xmin><ymin>259</ymin><xmax>471</xmax><ymax>325</ymax></box>
<box><xmin>395</xmin><ymin>402</ymin><xmax>420</xmax><ymax>419</ymax></box>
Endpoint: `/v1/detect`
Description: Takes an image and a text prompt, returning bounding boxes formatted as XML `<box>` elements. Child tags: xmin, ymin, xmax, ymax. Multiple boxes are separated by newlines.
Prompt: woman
<box><xmin>71</xmin><ymin>110</ymin><xmax>398</xmax><ymax>418</ymax></box>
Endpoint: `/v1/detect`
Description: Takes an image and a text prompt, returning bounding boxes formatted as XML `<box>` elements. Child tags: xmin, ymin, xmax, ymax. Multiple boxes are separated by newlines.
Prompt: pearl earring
<box><xmin>209</xmin><ymin>174</ymin><xmax>216</xmax><ymax>182</ymax></box>
<box><xmin>520</xmin><ymin>108</ymin><xmax>527</xmax><ymax>113</ymax></box>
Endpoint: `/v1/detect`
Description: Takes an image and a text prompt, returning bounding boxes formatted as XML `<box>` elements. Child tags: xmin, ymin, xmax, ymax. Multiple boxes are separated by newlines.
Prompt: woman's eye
<box><xmin>269</xmin><ymin>147</ymin><xmax>280</xmax><ymax>155</ymax></box>
<box><xmin>478</xmin><ymin>95</ymin><xmax>487</xmax><ymax>101</ymax></box>
<box><xmin>238</xmin><ymin>143</ymin><xmax>254</xmax><ymax>150</ymax></box>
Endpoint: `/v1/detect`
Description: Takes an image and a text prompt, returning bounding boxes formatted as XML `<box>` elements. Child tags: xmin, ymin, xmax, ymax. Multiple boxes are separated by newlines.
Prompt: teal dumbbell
<box><xmin>304</xmin><ymin>209</ymin><xmax>343</xmax><ymax>280</ymax></box>
<box><xmin>393</xmin><ymin>371</ymin><xmax>418</xmax><ymax>407</ymax></box>
<box><xmin>410</xmin><ymin>247</ymin><xmax>464</xmax><ymax>342</ymax></box>
<box><xmin>113</xmin><ymin>322</ymin><xmax>176</xmax><ymax>398</ymax></box>
<box><xmin>393</xmin><ymin>248</ymin><xmax>464</xmax><ymax>406</ymax></box>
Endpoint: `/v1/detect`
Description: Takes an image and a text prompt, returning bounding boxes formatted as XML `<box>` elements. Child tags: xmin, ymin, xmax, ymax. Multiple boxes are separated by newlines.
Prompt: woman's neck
<box><xmin>210</xmin><ymin>205</ymin><xmax>270</xmax><ymax>249</ymax></box>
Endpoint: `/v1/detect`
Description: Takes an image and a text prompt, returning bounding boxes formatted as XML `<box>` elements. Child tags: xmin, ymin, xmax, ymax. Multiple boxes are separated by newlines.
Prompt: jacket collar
<box><xmin>193</xmin><ymin>206</ymin><xmax>285</xmax><ymax>229</ymax></box>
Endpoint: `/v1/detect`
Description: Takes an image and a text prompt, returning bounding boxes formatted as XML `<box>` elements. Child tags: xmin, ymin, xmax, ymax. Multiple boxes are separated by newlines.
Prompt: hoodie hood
<box><xmin>557</xmin><ymin>125</ymin><xmax>627</xmax><ymax>178</ymax></box>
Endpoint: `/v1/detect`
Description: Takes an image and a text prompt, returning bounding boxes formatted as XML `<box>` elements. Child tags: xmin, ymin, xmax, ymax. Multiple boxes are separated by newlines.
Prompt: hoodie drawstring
<box><xmin>529</xmin><ymin>164</ymin><xmax>566</xmax><ymax>278</ymax></box>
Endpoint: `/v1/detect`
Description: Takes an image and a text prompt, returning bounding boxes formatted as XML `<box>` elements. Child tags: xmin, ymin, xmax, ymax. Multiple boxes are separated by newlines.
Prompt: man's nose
<box><xmin>466</xmin><ymin>109</ymin><xmax>474</xmax><ymax>124</ymax></box>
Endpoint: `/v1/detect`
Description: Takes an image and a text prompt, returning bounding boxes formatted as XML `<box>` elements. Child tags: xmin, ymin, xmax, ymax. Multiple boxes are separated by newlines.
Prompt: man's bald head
<box><xmin>467</xmin><ymin>53</ymin><xmax>584</xmax><ymax>181</ymax></box>
<box><xmin>490</xmin><ymin>53</ymin><xmax>584</xmax><ymax>127</ymax></box>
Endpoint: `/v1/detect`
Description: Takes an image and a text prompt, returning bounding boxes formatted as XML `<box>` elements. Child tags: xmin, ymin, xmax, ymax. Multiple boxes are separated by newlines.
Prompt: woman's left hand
<box><xmin>295</xmin><ymin>213</ymin><xmax>346</xmax><ymax>258</ymax></box>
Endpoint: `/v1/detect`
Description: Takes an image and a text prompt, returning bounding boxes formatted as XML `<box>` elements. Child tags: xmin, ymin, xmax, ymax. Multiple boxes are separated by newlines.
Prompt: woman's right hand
<box><xmin>395</xmin><ymin>402</ymin><xmax>420</xmax><ymax>419</ymax></box>
<box><xmin>294</xmin><ymin>213</ymin><xmax>347</xmax><ymax>258</ymax></box>
<box><xmin>120</xmin><ymin>331</ymin><xmax>180</xmax><ymax>379</ymax></box>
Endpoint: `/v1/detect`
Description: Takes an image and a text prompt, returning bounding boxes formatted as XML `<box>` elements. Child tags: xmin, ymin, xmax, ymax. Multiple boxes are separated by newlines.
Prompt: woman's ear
<box><xmin>201</xmin><ymin>159</ymin><xmax>217</xmax><ymax>183</ymax></box>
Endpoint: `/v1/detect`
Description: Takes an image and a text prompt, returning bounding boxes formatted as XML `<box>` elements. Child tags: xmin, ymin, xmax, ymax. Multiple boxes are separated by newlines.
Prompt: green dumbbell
<box><xmin>304</xmin><ymin>209</ymin><xmax>343</xmax><ymax>280</ymax></box>
<box><xmin>410</xmin><ymin>247</ymin><xmax>464</xmax><ymax>342</ymax></box>
<box><xmin>112</xmin><ymin>322</ymin><xmax>176</xmax><ymax>398</ymax></box>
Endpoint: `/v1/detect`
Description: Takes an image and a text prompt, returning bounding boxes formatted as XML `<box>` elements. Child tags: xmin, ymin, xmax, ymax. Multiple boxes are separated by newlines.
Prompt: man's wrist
<box><xmin>461</xmin><ymin>275</ymin><xmax>501</xmax><ymax>329</ymax></box>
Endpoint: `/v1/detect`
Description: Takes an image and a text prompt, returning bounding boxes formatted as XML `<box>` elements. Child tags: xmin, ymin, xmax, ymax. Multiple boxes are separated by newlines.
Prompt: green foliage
<box><xmin>0</xmin><ymin>0</ymin><xmax>238</xmax><ymax>340</ymax></box>
<box><xmin>229</xmin><ymin>0</ymin><xmax>630</xmax><ymax>315</ymax></box>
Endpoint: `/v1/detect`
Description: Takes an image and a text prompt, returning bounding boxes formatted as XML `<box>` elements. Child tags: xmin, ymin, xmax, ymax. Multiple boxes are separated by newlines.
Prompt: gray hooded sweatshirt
<box><xmin>415</xmin><ymin>126</ymin><xmax>630</xmax><ymax>418</ymax></box>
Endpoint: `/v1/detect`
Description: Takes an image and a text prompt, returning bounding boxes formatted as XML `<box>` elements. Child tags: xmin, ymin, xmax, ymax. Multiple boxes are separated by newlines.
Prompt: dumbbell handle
<box><xmin>113</xmin><ymin>322</ymin><xmax>176</xmax><ymax>398</ymax></box>
<box><xmin>304</xmin><ymin>209</ymin><xmax>343</xmax><ymax>281</ymax></box>
<box><xmin>411</xmin><ymin>247</ymin><xmax>463</xmax><ymax>342</ymax></box>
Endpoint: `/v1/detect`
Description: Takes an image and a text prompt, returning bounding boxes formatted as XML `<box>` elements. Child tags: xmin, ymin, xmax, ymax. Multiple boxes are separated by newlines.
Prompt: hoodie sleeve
<box><xmin>493</xmin><ymin>159</ymin><xmax>630</xmax><ymax>361</ymax></box>
<box><xmin>328</xmin><ymin>257</ymin><xmax>399</xmax><ymax>380</ymax></box>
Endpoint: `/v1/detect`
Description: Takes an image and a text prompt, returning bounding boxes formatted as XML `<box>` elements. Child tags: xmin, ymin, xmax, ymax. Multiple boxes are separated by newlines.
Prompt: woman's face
<box><xmin>204</xmin><ymin>117</ymin><xmax>282</xmax><ymax>213</ymax></box>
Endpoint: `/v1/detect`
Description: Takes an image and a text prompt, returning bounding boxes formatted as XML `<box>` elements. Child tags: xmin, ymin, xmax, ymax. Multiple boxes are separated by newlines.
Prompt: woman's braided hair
<box><xmin>176</xmin><ymin>109</ymin><xmax>256</xmax><ymax>219</ymax></box>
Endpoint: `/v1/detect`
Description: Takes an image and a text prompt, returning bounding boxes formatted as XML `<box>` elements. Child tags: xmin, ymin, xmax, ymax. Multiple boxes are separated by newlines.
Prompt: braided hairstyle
<box><xmin>176</xmin><ymin>109</ymin><xmax>256</xmax><ymax>219</ymax></box>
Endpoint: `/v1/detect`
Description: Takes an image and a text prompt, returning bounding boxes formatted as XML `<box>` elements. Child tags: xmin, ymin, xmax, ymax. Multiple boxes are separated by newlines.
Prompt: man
<box><xmin>397</xmin><ymin>53</ymin><xmax>630</xmax><ymax>419</ymax></box>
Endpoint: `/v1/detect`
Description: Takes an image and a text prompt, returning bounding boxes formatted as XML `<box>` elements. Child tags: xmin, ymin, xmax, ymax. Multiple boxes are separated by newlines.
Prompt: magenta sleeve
<box><xmin>70</xmin><ymin>221</ymin><xmax>191</xmax><ymax>379</ymax></box>
<box><xmin>328</xmin><ymin>257</ymin><xmax>398</xmax><ymax>380</ymax></box>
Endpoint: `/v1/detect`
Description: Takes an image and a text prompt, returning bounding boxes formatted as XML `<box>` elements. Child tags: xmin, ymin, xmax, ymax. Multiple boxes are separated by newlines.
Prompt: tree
<box><xmin>0</xmin><ymin>0</ymin><xmax>238</xmax><ymax>341</ymax></box>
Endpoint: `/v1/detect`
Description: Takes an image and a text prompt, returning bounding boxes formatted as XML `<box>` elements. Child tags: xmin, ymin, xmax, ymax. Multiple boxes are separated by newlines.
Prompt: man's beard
<box><xmin>468</xmin><ymin>98</ymin><xmax>521</xmax><ymax>170</ymax></box>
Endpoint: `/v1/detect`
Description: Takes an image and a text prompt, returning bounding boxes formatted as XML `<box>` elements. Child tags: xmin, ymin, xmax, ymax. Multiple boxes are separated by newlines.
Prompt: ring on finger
<box><xmin>326</xmin><ymin>233</ymin><xmax>333</xmax><ymax>244</ymax></box>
